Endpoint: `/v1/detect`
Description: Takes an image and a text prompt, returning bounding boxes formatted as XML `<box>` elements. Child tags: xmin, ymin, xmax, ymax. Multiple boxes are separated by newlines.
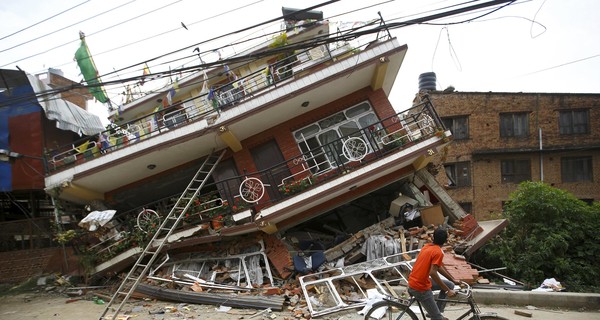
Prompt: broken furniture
<box><xmin>150</xmin><ymin>239</ymin><xmax>274</xmax><ymax>289</ymax></box>
<box><xmin>299</xmin><ymin>250</ymin><xmax>418</xmax><ymax>317</ymax></box>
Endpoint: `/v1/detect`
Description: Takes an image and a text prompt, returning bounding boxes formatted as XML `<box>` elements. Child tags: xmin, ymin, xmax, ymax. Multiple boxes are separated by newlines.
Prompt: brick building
<box><xmin>428</xmin><ymin>91</ymin><xmax>600</xmax><ymax>220</ymax></box>
<box><xmin>0</xmin><ymin>68</ymin><xmax>105</xmax><ymax>282</ymax></box>
<box><xmin>37</xmin><ymin>68</ymin><xmax>93</xmax><ymax>109</ymax></box>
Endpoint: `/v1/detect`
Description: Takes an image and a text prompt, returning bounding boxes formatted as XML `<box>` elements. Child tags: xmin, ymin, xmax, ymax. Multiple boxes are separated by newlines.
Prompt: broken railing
<box><xmin>147</xmin><ymin>239</ymin><xmax>274</xmax><ymax>290</ymax></box>
<box><xmin>300</xmin><ymin>250</ymin><xmax>419</xmax><ymax>317</ymax></box>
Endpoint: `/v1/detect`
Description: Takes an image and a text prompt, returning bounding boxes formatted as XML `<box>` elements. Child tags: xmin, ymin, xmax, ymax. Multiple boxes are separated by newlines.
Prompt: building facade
<box><xmin>36</xmin><ymin>13</ymin><xmax>488</xmax><ymax>281</ymax></box>
<box><xmin>428</xmin><ymin>91</ymin><xmax>600</xmax><ymax>220</ymax></box>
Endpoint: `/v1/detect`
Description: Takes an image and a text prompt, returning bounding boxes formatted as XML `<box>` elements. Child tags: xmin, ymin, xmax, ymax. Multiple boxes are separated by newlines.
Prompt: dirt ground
<box><xmin>0</xmin><ymin>290</ymin><xmax>342</xmax><ymax>320</ymax></box>
<box><xmin>1</xmin><ymin>290</ymin><xmax>599</xmax><ymax>320</ymax></box>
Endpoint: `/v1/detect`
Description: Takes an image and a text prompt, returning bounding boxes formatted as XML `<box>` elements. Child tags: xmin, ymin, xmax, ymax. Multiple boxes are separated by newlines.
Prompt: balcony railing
<box><xmin>107</xmin><ymin>97</ymin><xmax>445</xmax><ymax>237</ymax></box>
<box><xmin>45</xmin><ymin>39</ymin><xmax>370</xmax><ymax>174</ymax></box>
<box><xmin>0</xmin><ymin>217</ymin><xmax>56</xmax><ymax>251</ymax></box>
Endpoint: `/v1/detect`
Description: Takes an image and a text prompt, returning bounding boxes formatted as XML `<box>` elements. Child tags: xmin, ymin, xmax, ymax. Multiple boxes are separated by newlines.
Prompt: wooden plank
<box><xmin>514</xmin><ymin>310</ymin><xmax>533</xmax><ymax>317</ymax></box>
<box><xmin>400</xmin><ymin>231</ymin><xmax>407</xmax><ymax>252</ymax></box>
<box><xmin>382</xmin><ymin>280</ymin><xmax>399</xmax><ymax>298</ymax></box>
<box><xmin>408</xmin><ymin>236</ymin><xmax>415</xmax><ymax>251</ymax></box>
<box><xmin>399</xmin><ymin>231</ymin><xmax>412</xmax><ymax>261</ymax></box>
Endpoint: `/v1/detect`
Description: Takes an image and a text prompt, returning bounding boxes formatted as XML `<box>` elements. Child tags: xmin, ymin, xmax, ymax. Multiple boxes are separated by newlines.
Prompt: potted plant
<box><xmin>278</xmin><ymin>176</ymin><xmax>314</xmax><ymax>196</ymax></box>
<box><xmin>210</xmin><ymin>215</ymin><xmax>224</xmax><ymax>230</ymax></box>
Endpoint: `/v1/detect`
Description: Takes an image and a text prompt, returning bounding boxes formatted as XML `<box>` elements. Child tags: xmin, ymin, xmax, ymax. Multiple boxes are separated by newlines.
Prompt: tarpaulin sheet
<box><xmin>78</xmin><ymin>210</ymin><xmax>116</xmax><ymax>231</ymax></box>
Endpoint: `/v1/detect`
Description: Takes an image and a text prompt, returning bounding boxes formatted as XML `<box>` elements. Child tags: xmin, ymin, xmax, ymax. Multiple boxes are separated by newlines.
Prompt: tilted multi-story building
<box><xmin>1</xmin><ymin>6</ymin><xmax>522</xmax><ymax>318</ymax></box>
<box><xmin>1</xmin><ymin>9</ymin><xmax>520</xmax><ymax>308</ymax></box>
<box><xmin>41</xmin><ymin>12</ymin><xmax>473</xmax><ymax>275</ymax></box>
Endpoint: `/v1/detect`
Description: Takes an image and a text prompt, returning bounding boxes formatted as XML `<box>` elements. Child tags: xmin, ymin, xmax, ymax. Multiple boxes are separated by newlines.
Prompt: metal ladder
<box><xmin>99</xmin><ymin>149</ymin><xmax>226</xmax><ymax>320</ymax></box>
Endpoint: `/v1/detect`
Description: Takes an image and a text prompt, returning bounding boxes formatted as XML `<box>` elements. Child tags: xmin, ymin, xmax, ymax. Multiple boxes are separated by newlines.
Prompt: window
<box><xmin>501</xmin><ymin>159</ymin><xmax>531</xmax><ymax>183</ymax></box>
<box><xmin>293</xmin><ymin>101</ymin><xmax>380</xmax><ymax>173</ymax></box>
<box><xmin>459</xmin><ymin>202</ymin><xmax>472</xmax><ymax>214</ymax></box>
<box><xmin>500</xmin><ymin>112</ymin><xmax>529</xmax><ymax>138</ymax></box>
<box><xmin>442</xmin><ymin>116</ymin><xmax>469</xmax><ymax>140</ymax></box>
<box><xmin>444</xmin><ymin>161</ymin><xmax>471</xmax><ymax>187</ymax></box>
<box><xmin>561</xmin><ymin>156</ymin><xmax>593</xmax><ymax>182</ymax></box>
<box><xmin>559</xmin><ymin>109</ymin><xmax>589</xmax><ymax>134</ymax></box>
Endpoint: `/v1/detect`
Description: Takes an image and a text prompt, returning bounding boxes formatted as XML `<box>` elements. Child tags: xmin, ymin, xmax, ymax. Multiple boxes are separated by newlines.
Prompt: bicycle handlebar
<box><xmin>457</xmin><ymin>281</ymin><xmax>472</xmax><ymax>297</ymax></box>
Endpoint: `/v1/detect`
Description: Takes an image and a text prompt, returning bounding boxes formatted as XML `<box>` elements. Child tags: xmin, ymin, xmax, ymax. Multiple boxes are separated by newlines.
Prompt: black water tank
<box><xmin>418</xmin><ymin>72</ymin><xmax>437</xmax><ymax>91</ymax></box>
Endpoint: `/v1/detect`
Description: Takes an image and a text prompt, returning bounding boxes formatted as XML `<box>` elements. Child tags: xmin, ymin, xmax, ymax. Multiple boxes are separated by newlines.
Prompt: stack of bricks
<box><xmin>442</xmin><ymin>251</ymin><xmax>479</xmax><ymax>284</ymax></box>
<box><xmin>262</xmin><ymin>234</ymin><xmax>293</xmax><ymax>279</ymax></box>
<box><xmin>453</xmin><ymin>214</ymin><xmax>483</xmax><ymax>240</ymax></box>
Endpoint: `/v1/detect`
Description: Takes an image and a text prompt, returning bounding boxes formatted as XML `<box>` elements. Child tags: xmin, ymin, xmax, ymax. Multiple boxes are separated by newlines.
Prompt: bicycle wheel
<box><xmin>364</xmin><ymin>300</ymin><xmax>418</xmax><ymax>320</ymax></box>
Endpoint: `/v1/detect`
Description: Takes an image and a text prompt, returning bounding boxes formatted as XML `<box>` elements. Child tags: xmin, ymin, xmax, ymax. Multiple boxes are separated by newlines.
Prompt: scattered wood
<box><xmin>95</xmin><ymin>212</ymin><xmax>511</xmax><ymax>319</ymax></box>
<box><xmin>190</xmin><ymin>282</ymin><xmax>203</xmax><ymax>292</ymax></box>
<box><xmin>382</xmin><ymin>280</ymin><xmax>399</xmax><ymax>298</ymax></box>
<box><xmin>399</xmin><ymin>230</ymin><xmax>412</xmax><ymax>261</ymax></box>
<box><xmin>514</xmin><ymin>310</ymin><xmax>533</xmax><ymax>317</ymax></box>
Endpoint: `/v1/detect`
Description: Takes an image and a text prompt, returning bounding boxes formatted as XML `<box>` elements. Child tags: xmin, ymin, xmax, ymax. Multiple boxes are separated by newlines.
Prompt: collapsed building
<box><xmin>0</xmin><ymin>5</ymin><xmax>510</xmax><ymax>320</ymax></box>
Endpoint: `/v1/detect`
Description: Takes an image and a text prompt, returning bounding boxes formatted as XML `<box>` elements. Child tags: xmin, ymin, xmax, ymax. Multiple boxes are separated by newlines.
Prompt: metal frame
<box><xmin>299</xmin><ymin>250</ymin><xmax>420</xmax><ymax>317</ymax></box>
<box><xmin>158</xmin><ymin>239</ymin><xmax>274</xmax><ymax>289</ymax></box>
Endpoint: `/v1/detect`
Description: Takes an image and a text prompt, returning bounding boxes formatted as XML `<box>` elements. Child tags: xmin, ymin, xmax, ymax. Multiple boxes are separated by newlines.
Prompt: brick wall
<box><xmin>0</xmin><ymin>248</ymin><xmax>64</xmax><ymax>284</ymax></box>
<box><xmin>47</xmin><ymin>72</ymin><xmax>92</xmax><ymax>110</ymax></box>
<box><xmin>429</xmin><ymin>92</ymin><xmax>600</xmax><ymax>220</ymax></box>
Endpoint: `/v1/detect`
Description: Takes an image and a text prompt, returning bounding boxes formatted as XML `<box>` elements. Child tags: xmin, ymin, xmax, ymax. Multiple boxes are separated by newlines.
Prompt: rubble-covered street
<box><xmin>2</xmin><ymin>290</ymin><xmax>598</xmax><ymax>320</ymax></box>
<box><xmin>12</xmin><ymin>215</ymin><xmax>513</xmax><ymax>320</ymax></box>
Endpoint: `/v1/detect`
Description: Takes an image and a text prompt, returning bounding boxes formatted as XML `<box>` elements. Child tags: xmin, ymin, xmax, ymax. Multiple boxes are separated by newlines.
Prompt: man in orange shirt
<box><xmin>408</xmin><ymin>228</ymin><xmax>460</xmax><ymax>320</ymax></box>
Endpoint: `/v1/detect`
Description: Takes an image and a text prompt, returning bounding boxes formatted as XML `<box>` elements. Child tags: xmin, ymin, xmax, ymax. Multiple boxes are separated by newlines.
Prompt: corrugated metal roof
<box><xmin>27</xmin><ymin>73</ymin><xmax>105</xmax><ymax>136</ymax></box>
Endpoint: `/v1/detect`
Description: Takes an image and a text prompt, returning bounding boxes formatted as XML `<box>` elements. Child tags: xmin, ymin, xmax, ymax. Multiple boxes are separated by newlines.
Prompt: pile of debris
<box><xmin>89</xmin><ymin>216</ymin><xmax>492</xmax><ymax>318</ymax></box>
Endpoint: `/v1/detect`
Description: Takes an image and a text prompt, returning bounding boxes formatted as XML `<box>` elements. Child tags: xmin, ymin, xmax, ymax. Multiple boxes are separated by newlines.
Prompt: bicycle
<box><xmin>363</xmin><ymin>282</ymin><xmax>508</xmax><ymax>320</ymax></box>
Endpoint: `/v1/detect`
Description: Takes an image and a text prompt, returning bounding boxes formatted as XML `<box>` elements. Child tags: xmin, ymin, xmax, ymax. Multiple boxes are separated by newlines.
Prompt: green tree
<box><xmin>483</xmin><ymin>181</ymin><xmax>600</xmax><ymax>292</ymax></box>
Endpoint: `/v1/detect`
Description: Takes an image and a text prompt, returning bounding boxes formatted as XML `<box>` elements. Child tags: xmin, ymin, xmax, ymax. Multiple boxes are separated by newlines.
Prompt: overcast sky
<box><xmin>1</xmin><ymin>0</ymin><xmax>599</xmax><ymax>124</ymax></box>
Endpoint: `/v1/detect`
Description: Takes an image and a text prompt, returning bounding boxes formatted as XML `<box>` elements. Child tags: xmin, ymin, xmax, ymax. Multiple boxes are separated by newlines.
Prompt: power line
<box><xmin>49</xmin><ymin>0</ymin><xmax>266</xmax><ymax>76</ymax></box>
<box><xmin>2</xmin><ymin>0</ymin><xmax>520</xmax><ymax>111</ymax></box>
<box><xmin>0</xmin><ymin>0</ymin><xmax>186</xmax><ymax>68</ymax></box>
<box><xmin>7</xmin><ymin>0</ymin><xmax>359</xmax><ymax>108</ymax></box>
<box><xmin>96</xmin><ymin>0</ymin><xmax>342</xmax><ymax>82</ymax></box>
<box><xmin>0</xmin><ymin>0</ymin><xmax>136</xmax><ymax>54</ymax></box>
<box><xmin>1</xmin><ymin>0</ymin><xmax>519</xmax><ymax>109</ymax></box>
<box><xmin>521</xmin><ymin>53</ymin><xmax>600</xmax><ymax>77</ymax></box>
<box><xmin>416</xmin><ymin>0</ymin><xmax>516</xmax><ymax>25</ymax></box>
<box><xmin>0</xmin><ymin>0</ymin><xmax>91</xmax><ymax>41</ymax></box>
<box><xmin>40</xmin><ymin>0</ymin><xmax>340</xmax><ymax>94</ymax></box>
